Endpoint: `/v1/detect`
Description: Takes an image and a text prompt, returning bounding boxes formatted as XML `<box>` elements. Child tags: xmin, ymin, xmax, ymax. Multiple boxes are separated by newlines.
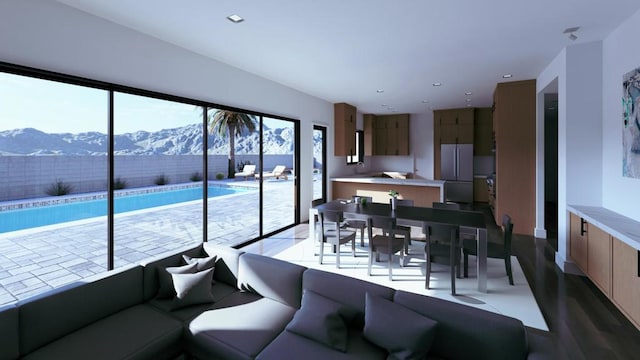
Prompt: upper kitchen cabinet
<box><xmin>493</xmin><ymin>79</ymin><xmax>536</xmax><ymax>234</ymax></box>
<box><xmin>334</xmin><ymin>102</ymin><xmax>357</xmax><ymax>156</ymax></box>
<box><xmin>435</xmin><ymin>108</ymin><xmax>474</xmax><ymax>144</ymax></box>
<box><xmin>474</xmin><ymin>108</ymin><xmax>493</xmax><ymax>156</ymax></box>
<box><xmin>363</xmin><ymin>113</ymin><xmax>410</xmax><ymax>156</ymax></box>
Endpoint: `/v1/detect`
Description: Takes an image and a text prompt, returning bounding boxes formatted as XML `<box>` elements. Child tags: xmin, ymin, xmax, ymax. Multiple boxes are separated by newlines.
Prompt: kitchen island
<box><xmin>331</xmin><ymin>176</ymin><xmax>445</xmax><ymax>207</ymax></box>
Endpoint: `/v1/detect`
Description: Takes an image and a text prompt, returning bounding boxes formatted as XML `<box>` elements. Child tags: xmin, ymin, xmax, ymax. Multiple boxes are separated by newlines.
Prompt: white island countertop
<box><xmin>568</xmin><ymin>205</ymin><xmax>640</xmax><ymax>251</ymax></box>
<box><xmin>331</xmin><ymin>176</ymin><xmax>445</xmax><ymax>189</ymax></box>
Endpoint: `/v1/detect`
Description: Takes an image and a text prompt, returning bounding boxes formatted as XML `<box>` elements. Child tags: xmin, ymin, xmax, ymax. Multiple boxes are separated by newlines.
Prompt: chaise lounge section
<box><xmin>0</xmin><ymin>242</ymin><xmax>554</xmax><ymax>359</ymax></box>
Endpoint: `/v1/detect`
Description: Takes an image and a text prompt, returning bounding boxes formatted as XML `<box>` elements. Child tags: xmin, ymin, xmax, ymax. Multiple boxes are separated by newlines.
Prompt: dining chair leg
<box><xmin>360</xmin><ymin>229</ymin><xmax>365</xmax><ymax>247</ymax></box>
<box><xmin>352</xmin><ymin>239</ymin><xmax>356</xmax><ymax>257</ymax></box>
<box><xmin>336</xmin><ymin>243</ymin><xmax>340</xmax><ymax>269</ymax></box>
<box><xmin>505</xmin><ymin>257</ymin><xmax>514</xmax><ymax>285</ymax></box>
<box><xmin>319</xmin><ymin>241</ymin><xmax>324</xmax><ymax>264</ymax></box>
<box><xmin>463</xmin><ymin>250</ymin><xmax>469</xmax><ymax>278</ymax></box>
<box><xmin>424</xmin><ymin>250</ymin><xmax>431</xmax><ymax>289</ymax></box>
<box><xmin>368</xmin><ymin>248</ymin><xmax>374</xmax><ymax>276</ymax></box>
<box><xmin>388</xmin><ymin>251</ymin><xmax>393</xmax><ymax>281</ymax></box>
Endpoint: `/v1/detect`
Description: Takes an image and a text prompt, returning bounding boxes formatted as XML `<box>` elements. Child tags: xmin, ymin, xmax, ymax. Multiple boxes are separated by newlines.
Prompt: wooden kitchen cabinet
<box><xmin>474</xmin><ymin>108</ymin><xmax>493</xmax><ymax>155</ymax></box>
<box><xmin>612</xmin><ymin>237</ymin><xmax>640</xmax><ymax>328</ymax></box>
<box><xmin>493</xmin><ymin>80</ymin><xmax>536</xmax><ymax>234</ymax></box>
<box><xmin>473</xmin><ymin>177</ymin><xmax>489</xmax><ymax>203</ymax></box>
<box><xmin>363</xmin><ymin>114</ymin><xmax>410</xmax><ymax>156</ymax></box>
<box><xmin>587</xmin><ymin>224</ymin><xmax>612</xmax><ymax>296</ymax></box>
<box><xmin>334</xmin><ymin>103</ymin><xmax>356</xmax><ymax>156</ymax></box>
<box><xmin>436</xmin><ymin>108</ymin><xmax>474</xmax><ymax>144</ymax></box>
<box><xmin>569</xmin><ymin>212</ymin><xmax>589</xmax><ymax>273</ymax></box>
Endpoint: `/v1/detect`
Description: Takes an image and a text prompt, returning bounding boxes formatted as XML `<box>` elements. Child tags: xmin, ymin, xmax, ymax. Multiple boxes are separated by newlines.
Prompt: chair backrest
<box><xmin>422</xmin><ymin>222</ymin><xmax>460</xmax><ymax>244</ymax></box>
<box><xmin>366</xmin><ymin>215</ymin><xmax>395</xmax><ymax>239</ymax></box>
<box><xmin>319</xmin><ymin>209</ymin><xmax>343</xmax><ymax>225</ymax></box>
<box><xmin>502</xmin><ymin>214</ymin><xmax>513</xmax><ymax>255</ymax></box>
<box><xmin>433</xmin><ymin>202</ymin><xmax>461</xmax><ymax>210</ymax></box>
<box><xmin>392</xmin><ymin>198</ymin><xmax>414</xmax><ymax>206</ymax></box>
<box><xmin>351</xmin><ymin>195</ymin><xmax>373</xmax><ymax>204</ymax></box>
<box><xmin>273</xmin><ymin>165</ymin><xmax>286</xmax><ymax>174</ymax></box>
<box><xmin>311</xmin><ymin>198</ymin><xmax>324</xmax><ymax>208</ymax></box>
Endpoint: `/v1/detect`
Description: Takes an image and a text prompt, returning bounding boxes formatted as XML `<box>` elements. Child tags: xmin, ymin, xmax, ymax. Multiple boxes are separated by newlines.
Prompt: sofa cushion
<box><xmin>183</xmin><ymin>254</ymin><xmax>217</xmax><ymax>272</ymax></box>
<box><xmin>202</xmin><ymin>243</ymin><xmax>244</xmax><ymax>287</ymax></box>
<box><xmin>302</xmin><ymin>268</ymin><xmax>395</xmax><ymax>328</ymax></box>
<box><xmin>257</xmin><ymin>327</ymin><xmax>386</xmax><ymax>360</ymax></box>
<box><xmin>393</xmin><ymin>290</ymin><xmax>528</xmax><ymax>360</ymax></box>
<box><xmin>0</xmin><ymin>304</ymin><xmax>18</xmax><ymax>360</ymax></box>
<box><xmin>19</xmin><ymin>265</ymin><xmax>144</xmax><ymax>355</ymax></box>
<box><xmin>141</xmin><ymin>244</ymin><xmax>204</xmax><ymax>301</ymax></box>
<box><xmin>21</xmin><ymin>304</ymin><xmax>182</xmax><ymax>360</ymax></box>
<box><xmin>157</xmin><ymin>262</ymin><xmax>198</xmax><ymax>299</ymax></box>
<box><xmin>185</xmin><ymin>291</ymin><xmax>297</xmax><ymax>360</ymax></box>
<box><xmin>238</xmin><ymin>252</ymin><xmax>306</xmax><ymax>308</ymax></box>
<box><xmin>286</xmin><ymin>290</ymin><xmax>356</xmax><ymax>352</ymax></box>
<box><xmin>149</xmin><ymin>280</ymin><xmax>236</xmax><ymax>321</ymax></box>
<box><xmin>364</xmin><ymin>293</ymin><xmax>438</xmax><ymax>360</ymax></box>
<box><xmin>171</xmin><ymin>268</ymin><xmax>215</xmax><ymax>310</ymax></box>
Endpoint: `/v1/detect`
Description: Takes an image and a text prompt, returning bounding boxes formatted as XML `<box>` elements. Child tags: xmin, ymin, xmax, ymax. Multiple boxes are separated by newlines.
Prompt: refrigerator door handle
<box><xmin>455</xmin><ymin>148</ymin><xmax>460</xmax><ymax>179</ymax></box>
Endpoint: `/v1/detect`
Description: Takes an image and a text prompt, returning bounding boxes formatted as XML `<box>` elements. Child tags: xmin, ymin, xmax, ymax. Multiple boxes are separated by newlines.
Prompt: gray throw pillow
<box><xmin>156</xmin><ymin>262</ymin><xmax>198</xmax><ymax>299</ymax></box>
<box><xmin>182</xmin><ymin>254</ymin><xmax>217</xmax><ymax>271</ymax></box>
<box><xmin>363</xmin><ymin>293</ymin><xmax>438</xmax><ymax>360</ymax></box>
<box><xmin>286</xmin><ymin>290</ymin><xmax>356</xmax><ymax>352</ymax></box>
<box><xmin>170</xmin><ymin>268</ymin><xmax>214</xmax><ymax>310</ymax></box>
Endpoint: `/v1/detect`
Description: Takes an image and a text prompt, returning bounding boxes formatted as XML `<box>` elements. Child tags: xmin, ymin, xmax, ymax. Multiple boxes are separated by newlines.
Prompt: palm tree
<box><xmin>208</xmin><ymin>109</ymin><xmax>257</xmax><ymax>178</ymax></box>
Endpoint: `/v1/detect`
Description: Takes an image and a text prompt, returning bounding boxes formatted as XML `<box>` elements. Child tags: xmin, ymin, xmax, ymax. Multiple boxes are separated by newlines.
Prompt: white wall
<box><xmin>602</xmin><ymin>8</ymin><xmax>640</xmax><ymax>220</ymax></box>
<box><xmin>0</xmin><ymin>0</ymin><xmax>334</xmax><ymax>221</ymax></box>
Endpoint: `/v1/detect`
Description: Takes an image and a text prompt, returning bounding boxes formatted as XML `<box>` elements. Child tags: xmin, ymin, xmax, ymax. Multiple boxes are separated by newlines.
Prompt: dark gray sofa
<box><xmin>0</xmin><ymin>242</ymin><xmax>553</xmax><ymax>359</ymax></box>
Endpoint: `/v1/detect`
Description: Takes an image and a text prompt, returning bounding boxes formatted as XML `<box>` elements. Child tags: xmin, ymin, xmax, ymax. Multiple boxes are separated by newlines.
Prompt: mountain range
<box><xmin>0</xmin><ymin>123</ymin><xmax>298</xmax><ymax>156</ymax></box>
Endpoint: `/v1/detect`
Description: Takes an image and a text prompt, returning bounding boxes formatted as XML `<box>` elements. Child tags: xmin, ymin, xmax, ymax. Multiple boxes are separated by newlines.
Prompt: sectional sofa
<box><xmin>0</xmin><ymin>242</ymin><xmax>553</xmax><ymax>360</ymax></box>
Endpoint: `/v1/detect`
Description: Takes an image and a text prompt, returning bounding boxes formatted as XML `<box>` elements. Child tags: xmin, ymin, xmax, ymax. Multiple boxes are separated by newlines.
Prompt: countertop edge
<box><xmin>567</xmin><ymin>205</ymin><xmax>640</xmax><ymax>250</ymax></box>
<box><xmin>331</xmin><ymin>177</ymin><xmax>445</xmax><ymax>188</ymax></box>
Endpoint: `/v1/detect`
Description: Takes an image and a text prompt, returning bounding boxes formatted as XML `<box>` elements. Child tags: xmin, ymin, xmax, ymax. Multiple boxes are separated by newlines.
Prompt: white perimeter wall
<box><xmin>0</xmin><ymin>0</ymin><xmax>334</xmax><ymax>221</ymax></box>
<box><xmin>602</xmin><ymin>8</ymin><xmax>640</xmax><ymax>218</ymax></box>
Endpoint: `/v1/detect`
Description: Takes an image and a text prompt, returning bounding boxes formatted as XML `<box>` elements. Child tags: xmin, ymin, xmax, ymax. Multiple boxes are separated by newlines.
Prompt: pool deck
<box><xmin>0</xmin><ymin>178</ymin><xmax>300</xmax><ymax>306</ymax></box>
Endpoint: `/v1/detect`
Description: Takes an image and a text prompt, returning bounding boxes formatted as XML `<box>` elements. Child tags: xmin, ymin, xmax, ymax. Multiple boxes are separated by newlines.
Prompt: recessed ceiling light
<box><xmin>381</xmin><ymin>103</ymin><xmax>387</xmax><ymax>107</ymax></box>
<box><xmin>466</xmin><ymin>99</ymin><xmax>472</xmax><ymax>102</ymax></box>
<box><xmin>422</xmin><ymin>100</ymin><xmax>429</xmax><ymax>103</ymax></box>
<box><xmin>432</xmin><ymin>82</ymin><xmax>442</xmax><ymax>86</ymax></box>
<box><xmin>502</xmin><ymin>74</ymin><xmax>512</xmax><ymax>78</ymax></box>
<box><xmin>227</xmin><ymin>14</ymin><xmax>244</xmax><ymax>23</ymax></box>
<box><xmin>465</xmin><ymin>91</ymin><xmax>472</xmax><ymax>95</ymax></box>
<box><xmin>563</xmin><ymin>26</ymin><xmax>580</xmax><ymax>34</ymax></box>
<box><xmin>376</xmin><ymin>89</ymin><xmax>384</xmax><ymax>93</ymax></box>
<box><xmin>466</xmin><ymin>104</ymin><xmax>472</xmax><ymax>107</ymax></box>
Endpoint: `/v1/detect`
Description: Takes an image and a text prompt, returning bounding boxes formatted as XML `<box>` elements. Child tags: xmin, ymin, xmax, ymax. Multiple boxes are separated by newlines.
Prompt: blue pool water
<box><xmin>0</xmin><ymin>186</ymin><xmax>247</xmax><ymax>233</ymax></box>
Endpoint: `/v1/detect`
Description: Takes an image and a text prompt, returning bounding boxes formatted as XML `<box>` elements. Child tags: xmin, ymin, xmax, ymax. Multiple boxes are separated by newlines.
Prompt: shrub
<box><xmin>154</xmin><ymin>174</ymin><xmax>169</xmax><ymax>186</ymax></box>
<box><xmin>45</xmin><ymin>179</ymin><xmax>73</xmax><ymax>196</ymax></box>
<box><xmin>190</xmin><ymin>172</ymin><xmax>203</xmax><ymax>182</ymax></box>
<box><xmin>215</xmin><ymin>172</ymin><xmax>224</xmax><ymax>180</ymax></box>
<box><xmin>114</xmin><ymin>177</ymin><xmax>127</xmax><ymax>190</ymax></box>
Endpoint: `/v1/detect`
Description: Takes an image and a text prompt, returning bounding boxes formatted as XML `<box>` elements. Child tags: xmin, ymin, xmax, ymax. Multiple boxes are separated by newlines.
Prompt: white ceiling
<box><xmin>56</xmin><ymin>0</ymin><xmax>640</xmax><ymax>116</ymax></box>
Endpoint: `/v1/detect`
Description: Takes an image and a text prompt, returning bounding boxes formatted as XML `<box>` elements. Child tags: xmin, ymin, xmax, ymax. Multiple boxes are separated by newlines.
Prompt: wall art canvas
<box><xmin>623</xmin><ymin>67</ymin><xmax>640</xmax><ymax>178</ymax></box>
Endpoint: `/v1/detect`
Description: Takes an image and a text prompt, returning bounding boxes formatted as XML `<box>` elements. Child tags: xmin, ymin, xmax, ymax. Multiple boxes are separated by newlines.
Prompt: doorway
<box><xmin>544</xmin><ymin>92</ymin><xmax>559</xmax><ymax>246</ymax></box>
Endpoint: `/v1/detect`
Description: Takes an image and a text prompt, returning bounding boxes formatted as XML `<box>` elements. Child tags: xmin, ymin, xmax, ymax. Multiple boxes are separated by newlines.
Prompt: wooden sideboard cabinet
<box><xmin>612</xmin><ymin>237</ymin><xmax>640</xmax><ymax>328</ymax></box>
<box><xmin>569</xmin><ymin>212</ymin><xmax>589</xmax><ymax>272</ymax></box>
<box><xmin>334</xmin><ymin>102</ymin><xmax>356</xmax><ymax>156</ymax></box>
<box><xmin>588</xmin><ymin>224</ymin><xmax>612</xmax><ymax>296</ymax></box>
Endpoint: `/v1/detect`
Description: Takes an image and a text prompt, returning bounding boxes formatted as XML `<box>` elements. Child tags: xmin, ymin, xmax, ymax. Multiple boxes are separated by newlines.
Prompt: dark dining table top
<box><xmin>314</xmin><ymin>200</ymin><xmax>486</xmax><ymax>229</ymax></box>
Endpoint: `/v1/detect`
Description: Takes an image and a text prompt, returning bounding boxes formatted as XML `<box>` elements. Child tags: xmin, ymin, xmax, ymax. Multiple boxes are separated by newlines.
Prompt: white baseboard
<box><xmin>555</xmin><ymin>252</ymin><xmax>585</xmax><ymax>275</ymax></box>
<box><xmin>534</xmin><ymin>227</ymin><xmax>547</xmax><ymax>239</ymax></box>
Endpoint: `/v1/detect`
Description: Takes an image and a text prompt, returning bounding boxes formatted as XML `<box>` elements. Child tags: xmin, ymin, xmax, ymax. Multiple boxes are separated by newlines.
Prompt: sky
<box><xmin>0</xmin><ymin>72</ymin><xmax>287</xmax><ymax>134</ymax></box>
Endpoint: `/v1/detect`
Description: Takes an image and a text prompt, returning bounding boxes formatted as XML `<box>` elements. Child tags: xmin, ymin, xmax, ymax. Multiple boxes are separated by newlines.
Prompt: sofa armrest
<box><xmin>525</xmin><ymin>326</ymin><xmax>556</xmax><ymax>360</ymax></box>
<box><xmin>0</xmin><ymin>304</ymin><xmax>19</xmax><ymax>360</ymax></box>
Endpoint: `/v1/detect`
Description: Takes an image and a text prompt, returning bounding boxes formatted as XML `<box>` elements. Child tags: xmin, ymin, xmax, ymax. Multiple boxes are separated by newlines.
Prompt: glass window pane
<box><xmin>0</xmin><ymin>72</ymin><xmax>108</xmax><ymax>305</ymax></box>
<box><xmin>313</xmin><ymin>127</ymin><xmax>325</xmax><ymax>201</ymax></box>
<box><xmin>207</xmin><ymin>108</ymin><xmax>259</xmax><ymax>245</ymax></box>
<box><xmin>113</xmin><ymin>93</ymin><xmax>203</xmax><ymax>267</ymax></box>
<box><xmin>262</xmin><ymin>117</ymin><xmax>296</xmax><ymax>234</ymax></box>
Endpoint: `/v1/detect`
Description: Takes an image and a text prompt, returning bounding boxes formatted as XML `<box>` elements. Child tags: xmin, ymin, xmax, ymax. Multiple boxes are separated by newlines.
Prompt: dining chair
<box><xmin>390</xmin><ymin>198</ymin><xmax>413</xmax><ymax>254</ymax></box>
<box><xmin>318</xmin><ymin>209</ymin><xmax>356</xmax><ymax>269</ymax></box>
<box><xmin>367</xmin><ymin>215</ymin><xmax>405</xmax><ymax>281</ymax></box>
<box><xmin>432</xmin><ymin>202</ymin><xmax>461</xmax><ymax>210</ymax></box>
<box><xmin>423</xmin><ymin>222</ymin><xmax>461</xmax><ymax>295</ymax></box>
<box><xmin>463</xmin><ymin>214</ymin><xmax>514</xmax><ymax>285</ymax></box>
<box><xmin>344</xmin><ymin>195</ymin><xmax>373</xmax><ymax>247</ymax></box>
<box><xmin>311</xmin><ymin>198</ymin><xmax>325</xmax><ymax>246</ymax></box>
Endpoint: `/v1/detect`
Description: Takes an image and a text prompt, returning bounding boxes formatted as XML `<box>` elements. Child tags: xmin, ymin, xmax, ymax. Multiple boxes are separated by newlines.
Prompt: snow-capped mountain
<box><xmin>0</xmin><ymin>124</ymin><xmax>297</xmax><ymax>155</ymax></box>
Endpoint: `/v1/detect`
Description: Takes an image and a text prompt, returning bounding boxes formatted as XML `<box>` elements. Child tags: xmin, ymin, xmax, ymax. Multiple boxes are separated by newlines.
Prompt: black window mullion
<box><xmin>107</xmin><ymin>90</ymin><xmax>114</xmax><ymax>270</ymax></box>
<box><xmin>203</xmin><ymin>106</ymin><xmax>209</xmax><ymax>242</ymax></box>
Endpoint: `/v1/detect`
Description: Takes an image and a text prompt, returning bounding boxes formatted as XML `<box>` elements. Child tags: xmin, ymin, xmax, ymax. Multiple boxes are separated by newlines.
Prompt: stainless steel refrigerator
<box><xmin>441</xmin><ymin>144</ymin><xmax>474</xmax><ymax>203</ymax></box>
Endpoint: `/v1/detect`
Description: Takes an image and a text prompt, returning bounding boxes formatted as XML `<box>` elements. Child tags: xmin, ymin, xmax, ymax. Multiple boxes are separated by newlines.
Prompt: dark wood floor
<box><xmin>243</xmin><ymin>215</ymin><xmax>640</xmax><ymax>359</ymax></box>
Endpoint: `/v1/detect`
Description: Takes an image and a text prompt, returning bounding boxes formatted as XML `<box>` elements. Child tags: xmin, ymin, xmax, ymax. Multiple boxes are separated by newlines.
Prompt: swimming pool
<box><xmin>0</xmin><ymin>186</ymin><xmax>249</xmax><ymax>233</ymax></box>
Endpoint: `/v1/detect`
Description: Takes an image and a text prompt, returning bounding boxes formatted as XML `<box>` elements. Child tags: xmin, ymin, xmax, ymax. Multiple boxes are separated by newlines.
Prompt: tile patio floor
<box><xmin>0</xmin><ymin>178</ymin><xmax>299</xmax><ymax>306</ymax></box>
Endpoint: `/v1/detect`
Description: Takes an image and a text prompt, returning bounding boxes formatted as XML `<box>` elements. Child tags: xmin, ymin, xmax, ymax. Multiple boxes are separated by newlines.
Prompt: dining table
<box><xmin>309</xmin><ymin>200</ymin><xmax>489</xmax><ymax>293</ymax></box>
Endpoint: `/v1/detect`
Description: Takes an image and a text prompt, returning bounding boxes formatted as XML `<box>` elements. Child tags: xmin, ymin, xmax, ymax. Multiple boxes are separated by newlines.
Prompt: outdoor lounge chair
<box><xmin>234</xmin><ymin>164</ymin><xmax>256</xmax><ymax>180</ymax></box>
<box><xmin>255</xmin><ymin>165</ymin><xmax>288</xmax><ymax>180</ymax></box>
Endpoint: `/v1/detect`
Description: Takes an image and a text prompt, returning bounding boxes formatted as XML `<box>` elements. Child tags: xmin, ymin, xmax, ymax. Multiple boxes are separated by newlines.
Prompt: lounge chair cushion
<box><xmin>363</xmin><ymin>293</ymin><xmax>438</xmax><ymax>360</ymax></box>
